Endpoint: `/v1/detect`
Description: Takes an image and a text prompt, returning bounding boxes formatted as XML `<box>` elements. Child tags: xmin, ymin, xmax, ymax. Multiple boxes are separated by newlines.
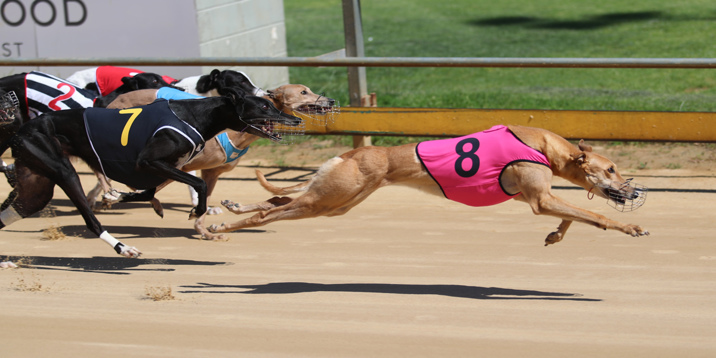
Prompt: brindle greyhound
<box><xmin>208</xmin><ymin>125</ymin><xmax>649</xmax><ymax>244</ymax></box>
<box><xmin>0</xmin><ymin>90</ymin><xmax>301</xmax><ymax>268</ymax></box>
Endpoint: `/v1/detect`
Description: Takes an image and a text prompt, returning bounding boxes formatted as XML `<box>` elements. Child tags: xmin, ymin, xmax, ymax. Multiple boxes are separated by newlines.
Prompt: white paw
<box><xmin>103</xmin><ymin>189</ymin><xmax>123</xmax><ymax>203</ymax></box>
<box><xmin>120</xmin><ymin>246</ymin><xmax>142</xmax><ymax>258</ymax></box>
<box><xmin>206</xmin><ymin>206</ymin><xmax>223</xmax><ymax>215</ymax></box>
<box><xmin>1</xmin><ymin>261</ymin><xmax>18</xmax><ymax>268</ymax></box>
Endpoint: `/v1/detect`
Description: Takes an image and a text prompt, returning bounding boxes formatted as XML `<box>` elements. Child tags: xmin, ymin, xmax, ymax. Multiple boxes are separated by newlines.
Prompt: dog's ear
<box><xmin>578</xmin><ymin>139</ymin><xmax>593</xmax><ymax>152</ymax></box>
<box><xmin>120</xmin><ymin>76</ymin><xmax>139</xmax><ymax>90</ymax></box>
<box><xmin>210</xmin><ymin>69</ymin><xmax>222</xmax><ymax>84</ymax></box>
<box><xmin>266</xmin><ymin>88</ymin><xmax>280</xmax><ymax>100</ymax></box>
<box><xmin>196</xmin><ymin>69</ymin><xmax>222</xmax><ymax>93</ymax></box>
<box><xmin>220</xmin><ymin>87</ymin><xmax>246</xmax><ymax>104</ymax></box>
<box><xmin>570</xmin><ymin>152</ymin><xmax>589</xmax><ymax>168</ymax></box>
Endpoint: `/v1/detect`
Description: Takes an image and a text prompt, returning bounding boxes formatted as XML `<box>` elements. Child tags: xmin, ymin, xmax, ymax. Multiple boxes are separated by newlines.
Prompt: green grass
<box><xmin>284</xmin><ymin>0</ymin><xmax>716</xmax><ymax>112</ymax></box>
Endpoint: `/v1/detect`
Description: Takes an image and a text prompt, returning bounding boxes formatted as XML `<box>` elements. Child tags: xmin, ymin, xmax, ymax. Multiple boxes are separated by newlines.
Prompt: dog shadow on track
<box><xmin>3</xmin><ymin>255</ymin><xmax>231</xmax><ymax>275</ymax></box>
<box><xmin>37</xmin><ymin>198</ymin><xmax>194</xmax><ymax>217</ymax></box>
<box><xmin>179</xmin><ymin>282</ymin><xmax>601</xmax><ymax>302</ymax></box>
<box><xmin>43</xmin><ymin>225</ymin><xmax>268</xmax><ymax>240</ymax></box>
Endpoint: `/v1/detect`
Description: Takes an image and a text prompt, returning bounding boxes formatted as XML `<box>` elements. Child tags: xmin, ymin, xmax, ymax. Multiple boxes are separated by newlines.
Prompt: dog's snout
<box><xmin>282</xmin><ymin>111</ymin><xmax>302</xmax><ymax>124</ymax></box>
<box><xmin>632</xmin><ymin>188</ymin><xmax>646</xmax><ymax>199</ymax></box>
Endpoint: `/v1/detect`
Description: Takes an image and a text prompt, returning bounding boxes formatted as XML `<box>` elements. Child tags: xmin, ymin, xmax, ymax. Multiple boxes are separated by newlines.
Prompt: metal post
<box><xmin>342</xmin><ymin>0</ymin><xmax>371</xmax><ymax>147</ymax></box>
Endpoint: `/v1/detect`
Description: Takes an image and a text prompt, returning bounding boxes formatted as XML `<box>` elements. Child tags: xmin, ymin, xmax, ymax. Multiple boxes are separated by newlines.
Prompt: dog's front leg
<box><xmin>521</xmin><ymin>192</ymin><xmax>649</xmax><ymax>237</ymax></box>
<box><xmin>510</xmin><ymin>165</ymin><xmax>648</xmax><ymax>240</ymax></box>
<box><xmin>545</xmin><ymin>219</ymin><xmax>572</xmax><ymax>246</ymax></box>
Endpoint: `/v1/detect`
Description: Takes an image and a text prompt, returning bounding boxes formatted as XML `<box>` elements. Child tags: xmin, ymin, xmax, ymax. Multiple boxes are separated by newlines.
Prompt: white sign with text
<box><xmin>1</xmin><ymin>0</ymin><xmax>201</xmax><ymax>78</ymax></box>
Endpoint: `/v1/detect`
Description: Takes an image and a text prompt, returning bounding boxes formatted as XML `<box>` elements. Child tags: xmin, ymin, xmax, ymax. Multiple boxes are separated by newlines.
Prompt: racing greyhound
<box><xmin>0</xmin><ymin>90</ymin><xmax>301</xmax><ymax>268</ymax></box>
<box><xmin>209</xmin><ymin>125</ymin><xmax>649</xmax><ymax>244</ymax></box>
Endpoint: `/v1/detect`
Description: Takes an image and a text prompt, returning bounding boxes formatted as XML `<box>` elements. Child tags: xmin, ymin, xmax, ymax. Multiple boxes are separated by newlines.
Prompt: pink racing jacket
<box><xmin>416</xmin><ymin>125</ymin><xmax>550</xmax><ymax>207</ymax></box>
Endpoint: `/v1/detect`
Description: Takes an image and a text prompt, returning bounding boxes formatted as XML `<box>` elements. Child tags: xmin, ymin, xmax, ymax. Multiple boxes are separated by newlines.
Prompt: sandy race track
<box><xmin>1</xmin><ymin>154</ymin><xmax>715</xmax><ymax>357</ymax></box>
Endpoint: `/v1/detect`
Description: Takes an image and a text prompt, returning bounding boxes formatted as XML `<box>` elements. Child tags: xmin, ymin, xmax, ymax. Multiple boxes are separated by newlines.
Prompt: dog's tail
<box><xmin>256</xmin><ymin>169</ymin><xmax>312</xmax><ymax>195</ymax></box>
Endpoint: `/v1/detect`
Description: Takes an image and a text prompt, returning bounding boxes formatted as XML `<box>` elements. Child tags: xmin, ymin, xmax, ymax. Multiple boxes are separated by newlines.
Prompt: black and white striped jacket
<box><xmin>25</xmin><ymin>71</ymin><xmax>97</xmax><ymax>118</ymax></box>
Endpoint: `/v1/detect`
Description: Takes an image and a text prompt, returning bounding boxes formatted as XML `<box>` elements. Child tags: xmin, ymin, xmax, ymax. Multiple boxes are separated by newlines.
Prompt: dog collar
<box><xmin>216</xmin><ymin>132</ymin><xmax>250</xmax><ymax>164</ymax></box>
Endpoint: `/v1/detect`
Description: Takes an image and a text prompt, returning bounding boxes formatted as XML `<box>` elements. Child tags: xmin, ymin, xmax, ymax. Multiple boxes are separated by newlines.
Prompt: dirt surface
<box><xmin>1</xmin><ymin>139</ymin><xmax>716</xmax><ymax>357</ymax></box>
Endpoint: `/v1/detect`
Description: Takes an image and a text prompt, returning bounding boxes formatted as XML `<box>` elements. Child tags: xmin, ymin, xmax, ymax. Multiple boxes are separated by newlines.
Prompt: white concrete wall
<box><xmin>195</xmin><ymin>0</ymin><xmax>289</xmax><ymax>90</ymax></box>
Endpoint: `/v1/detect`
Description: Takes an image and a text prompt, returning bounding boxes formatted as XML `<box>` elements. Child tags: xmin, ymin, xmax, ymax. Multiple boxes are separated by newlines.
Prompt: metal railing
<box><xmin>2</xmin><ymin>57</ymin><xmax>716</xmax><ymax>69</ymax></box>
<box><xmin>2</xmin><ymin>56</ymin><xmax>715</xmax><ymax>141</ymax></box>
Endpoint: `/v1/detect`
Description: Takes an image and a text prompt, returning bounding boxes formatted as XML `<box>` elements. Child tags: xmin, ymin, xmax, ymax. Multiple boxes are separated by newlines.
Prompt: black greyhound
<box><xmin>0</xmin><ymin>90</ymin><xmax>301</xmax><ymax>267</ymax></box>
<box><xmin>192</xmin><ymin>69</ymin><xmax>267</xmax><ymax>97</ymax></box>
<box><xmin>87</xmin><ymin>69</ymin><xmax>265</xmax><ymax>210</ymax></box>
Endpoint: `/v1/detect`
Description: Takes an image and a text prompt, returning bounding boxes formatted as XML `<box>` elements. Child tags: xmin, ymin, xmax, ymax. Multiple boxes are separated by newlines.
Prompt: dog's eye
<box><xmin>301</xmin><ymin>90</ymin><xmax>308</xmax><ymax>95</ymax></box>
<box><xmin>607</xmin><ymin>167</ymin><xmax>615</xmax><ymax>174</ymax></box>
<box><xmin>262</xmin><ymin>104</ymin><xmax>269</xmax><ymax>110</ymax></box>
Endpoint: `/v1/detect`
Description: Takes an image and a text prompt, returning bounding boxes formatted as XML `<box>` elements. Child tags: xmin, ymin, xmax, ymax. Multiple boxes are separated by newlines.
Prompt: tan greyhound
<box><xmin>208</xmin><ymin>125</ymin><xmax>649</xmax><ymax>245</ymax></box>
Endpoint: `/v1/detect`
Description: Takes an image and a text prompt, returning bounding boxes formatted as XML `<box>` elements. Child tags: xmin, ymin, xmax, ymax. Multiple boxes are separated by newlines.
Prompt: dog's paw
<box><xmin>188</xmin><ymin>207</ymin><xmax>206</xmax><ymax>219</ymax></box>
<box><xmin>624</xmin><ymin>224</ymin><xmax>649</xmax><ymax>237</ymax></box>
<box><xmin>200</xmin><ymin>231</ymin><xmax>228</xmax><ymax>241</ymax></box>
<box><xmin>220</xmin><ymin>200</ymin><xmax>243</xmax><ymax>213</ymax></box>
<box><xmin>103</xmin><ymin>188</ymin><xmax>124</xmax><ymax>202</ymax></box>
<box><xmin>544</xmin><ymin>231</ymin><xmax>565</xmax><ymax>246</ymax></box>
<box><xmin>119</xmin><ymin>245</ymin><xmax>142</xmax><ymax>258</ymax></box>
<box><xmin>0</xmin><ymin>261</ymin><xmax>18</xmax><ymax>268</ymax></box>
<box><xmin>207</xmin><ymin>223</ymin><xmax>225</xmax><ymax>233</ymax></box>
<box><xmin>206</xmin><ymin>206</ymin><xmax>223</xmax><ymax>215</ymax></box>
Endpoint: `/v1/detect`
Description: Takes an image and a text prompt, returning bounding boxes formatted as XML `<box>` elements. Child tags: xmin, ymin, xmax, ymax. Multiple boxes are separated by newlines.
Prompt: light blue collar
<box><xmin>216</xmin><ymin>132</ymin><xmax>249</xmax><ymax>163</ymax></box>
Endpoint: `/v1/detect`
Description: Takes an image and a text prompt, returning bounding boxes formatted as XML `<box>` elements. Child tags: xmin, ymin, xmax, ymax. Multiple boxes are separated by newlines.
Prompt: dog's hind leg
<box><xmin>210</xmin><ymin>186</ymin><xmax>375</xmax><ymax>233</ymax></box>
<box><xmin>221</xmin><ymin>196</ymin><xmax>294</xmax><ymax>215</ymax></box>
<box><xmin>0</xmin><ymin>189</ymin><xmax>17</xmax><ymax>211</ymax></box>
<box><xmin>115</xmin><ymin>188</ymin><xmax>157</xmax><ymax>202</ymax></box>
<box><xmin>193</xmin><ymin>196</ymin><xmax>294</xmax><ymax>240</ymax></box>
<box><xmin>0</xmin><ymin>168</ymin><xmax>54</xmax><ymax>228</ymax></box>
<box><xmin>209</xmin><ymin>201</ymin><xmax>320</xmax><ymax>233</ymax></box>
<box><xmin>0</xmin><ymin>171</ymin><xmax>53</xmax><ymax>269</ymax></box>
<box><xmin>86</xmin><ymin>170</ymin><xmax>112</xmax><ymax>210</ymax></box>
<box><xmin>0</xmin><ymin>169</ymin><xmax>55</xmax><ymax>268</ymax></box>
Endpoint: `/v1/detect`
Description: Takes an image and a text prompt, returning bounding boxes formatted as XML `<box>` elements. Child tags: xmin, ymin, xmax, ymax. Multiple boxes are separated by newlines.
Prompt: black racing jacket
<box><xmin>84</xmin><ymin>100</ymin><xmax>204</xmax><ymax>189</ymax></box>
